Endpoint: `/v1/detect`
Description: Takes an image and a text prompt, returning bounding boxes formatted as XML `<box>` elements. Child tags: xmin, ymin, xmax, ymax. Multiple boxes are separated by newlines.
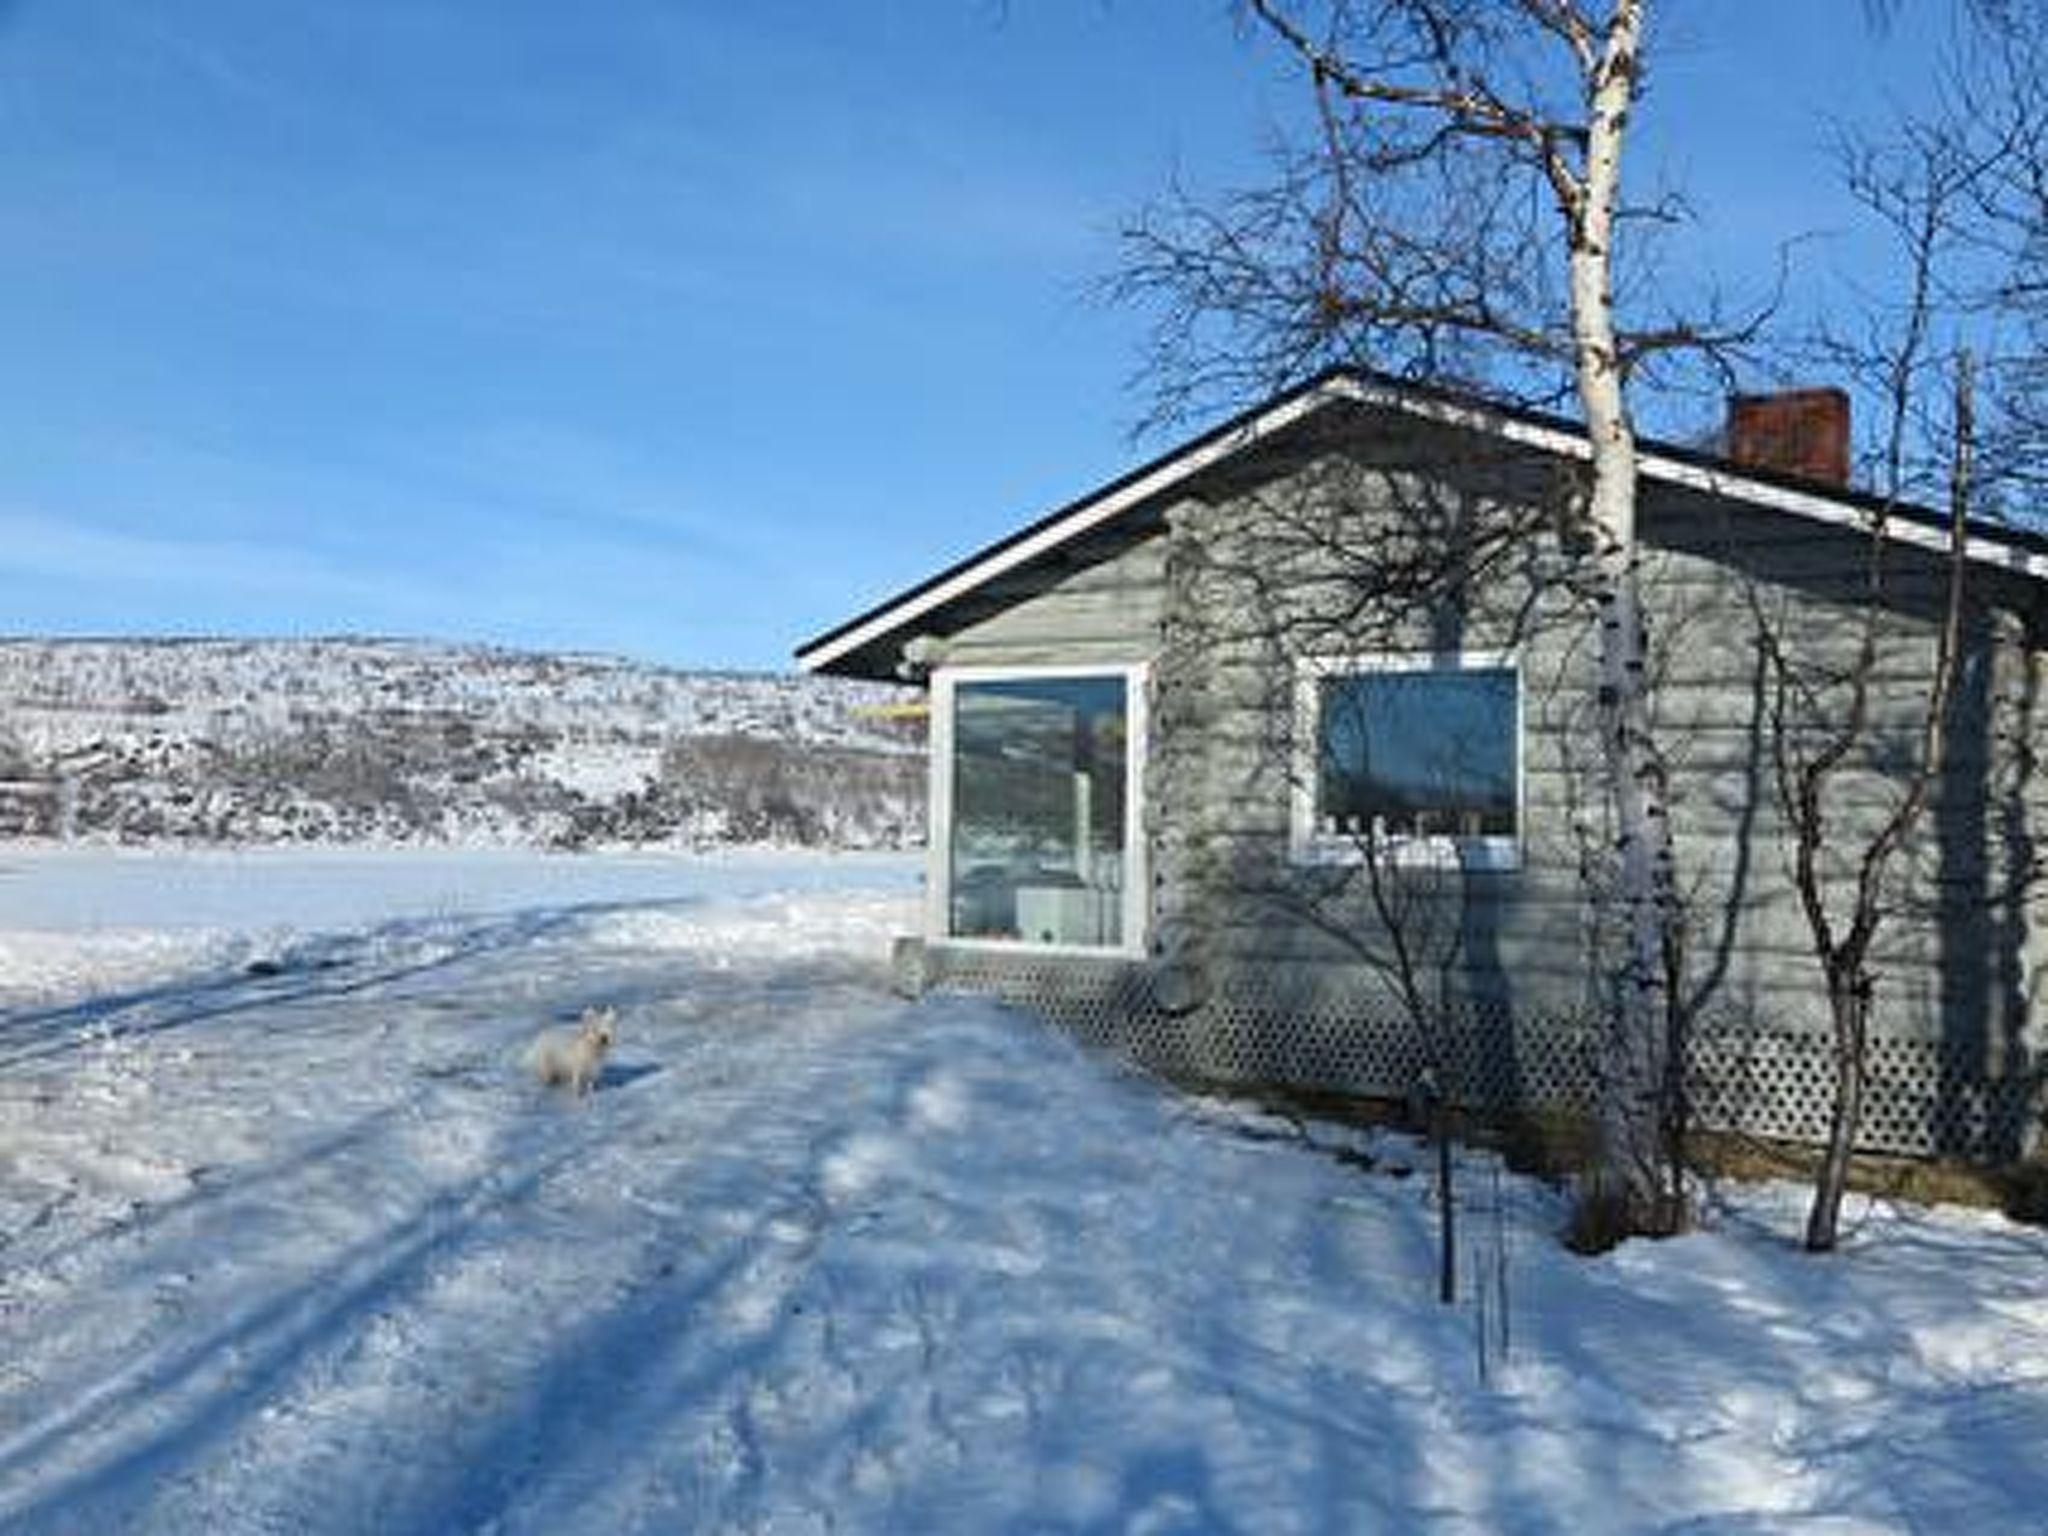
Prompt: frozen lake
<box><xmin>0</xmin><ymin>842</ymin><xmax>921</xmax><ymax>932</ymax></box>
<box><xmin>0</xmin><ymin>843</ymin><xmax>921</xmax><ymax>1007</ymax></box>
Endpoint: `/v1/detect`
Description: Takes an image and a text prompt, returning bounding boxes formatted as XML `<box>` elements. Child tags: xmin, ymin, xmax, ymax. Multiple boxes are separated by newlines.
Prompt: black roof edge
<box><xmin>795</xmin><ymin>364</ymin><xmax>2048</xmax><ymax>665</ymax></box>
<box><xmin>793</xmin><ymin>367</ymin><xmax>1352</xmax><ymax>665</ymax></box>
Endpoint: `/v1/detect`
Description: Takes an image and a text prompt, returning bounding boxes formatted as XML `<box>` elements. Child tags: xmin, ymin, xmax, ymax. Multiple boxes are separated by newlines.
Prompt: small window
<box><xmin>1294</xmin><ymin>656</ymin><xmax>1520</xmax><ymax>867</ymax></box>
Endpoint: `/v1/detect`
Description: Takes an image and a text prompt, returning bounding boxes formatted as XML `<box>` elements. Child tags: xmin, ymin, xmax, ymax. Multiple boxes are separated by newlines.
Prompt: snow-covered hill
<box><xmin>0</xmin><ymin>638</ymin><xmax>924</xmax><ymax>849</ymax></box>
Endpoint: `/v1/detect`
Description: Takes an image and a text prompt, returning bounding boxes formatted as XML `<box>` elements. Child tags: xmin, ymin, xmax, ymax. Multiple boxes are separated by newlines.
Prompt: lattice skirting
<box><xmin>906</xmin><ymin>942</ymin><xmax>2044</xmax><ymax>1161</ymax></box>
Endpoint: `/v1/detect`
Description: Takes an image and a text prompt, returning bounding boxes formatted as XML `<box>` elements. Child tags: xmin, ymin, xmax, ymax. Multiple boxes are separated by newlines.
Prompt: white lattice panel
<box><xmin>919</xmin><ymin>946</ymin><xmax>2042</xmax><ymax>1160</ymax></box>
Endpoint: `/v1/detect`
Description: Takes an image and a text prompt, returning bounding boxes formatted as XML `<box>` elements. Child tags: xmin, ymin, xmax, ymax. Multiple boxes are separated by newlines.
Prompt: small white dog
<box><xmin>530</xmin><ymin>1005</ymin><xmax>617</xmax><ymax>1097</ymax></box>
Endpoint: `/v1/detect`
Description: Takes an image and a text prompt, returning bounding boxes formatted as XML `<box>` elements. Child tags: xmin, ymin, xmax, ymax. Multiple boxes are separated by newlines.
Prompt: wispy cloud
<box><xmin>0</xmin><ymin>509</ymin><xmax>430</xmax><ymax>610</ymax></box>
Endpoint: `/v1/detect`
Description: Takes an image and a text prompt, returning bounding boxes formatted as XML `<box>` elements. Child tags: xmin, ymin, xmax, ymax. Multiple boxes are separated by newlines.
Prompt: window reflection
<box><xmin>1317</xmin><ymin>666</ymin><xmax>1517</xmax><ymax>842</ymax></box>
<box><xmin>949</xmin><ymin>675</ymin><xmax>1128</xmax><ymax>946</ymax></box>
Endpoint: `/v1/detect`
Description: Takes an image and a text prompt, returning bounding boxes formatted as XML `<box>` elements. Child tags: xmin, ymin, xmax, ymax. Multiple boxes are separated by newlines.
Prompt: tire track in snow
<box><xmin>0</xmin><ymin>1109</ymin><xmax>607</xmax><ymax>1533</ymax></box>
<box><xmin>0</xmin><ymin>898</ymin><xmax>700</xmax><ymax>1072</ymax></box>
<box><xmin>1</xmin><ymin>921</ymin><xmax>912</xmax><ymax>1535</ymax></box>
<box><xmin>383</xmin><ymin>1021</ymin><xmax>896</xmax><ymax>1533</ymax></box>
<box><xmin>0</xmin><ymin>907</ymin><xmax>723</xmax><ymax>1531</ymax></box>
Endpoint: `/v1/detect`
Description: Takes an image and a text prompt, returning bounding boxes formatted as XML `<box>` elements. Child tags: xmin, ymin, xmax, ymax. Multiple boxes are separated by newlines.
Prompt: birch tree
<box><xmin>1117</xmin><ymin>0</ymin><xmax>1737</xmax><ymax>1235</ymax></box>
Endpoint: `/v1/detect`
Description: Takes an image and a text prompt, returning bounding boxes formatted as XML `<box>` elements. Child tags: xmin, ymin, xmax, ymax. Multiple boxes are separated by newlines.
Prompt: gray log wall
<box><xmin>911</xmin><ymin>425</ymin><xmax>2047</xmax><ymax>1159</ymax></box>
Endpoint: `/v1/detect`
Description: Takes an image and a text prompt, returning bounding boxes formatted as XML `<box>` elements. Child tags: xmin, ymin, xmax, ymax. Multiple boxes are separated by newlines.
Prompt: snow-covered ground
<box><xmin>2</xmin><ymin>848</ymin><xmax>2045</xmax><ymax>1534</ymax></box>
<box><xmin>0</xmin><ymin>844</ymin><xmax>914</xmax><ymax>1008</ymax></box>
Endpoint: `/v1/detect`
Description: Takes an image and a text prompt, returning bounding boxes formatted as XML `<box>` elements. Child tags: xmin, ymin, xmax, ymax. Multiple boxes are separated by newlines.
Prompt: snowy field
<box><xmin>2</xmin><ymin>847</ymin><xmax>2046</xmax><ymax>1533</ymax></box>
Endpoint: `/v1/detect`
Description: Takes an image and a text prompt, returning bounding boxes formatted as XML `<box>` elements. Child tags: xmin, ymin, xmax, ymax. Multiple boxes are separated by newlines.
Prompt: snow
<box><xmin>528</xmin><ymin>740</ymin><xmax>663</xmax><ymax>801</ymax></box>
<box><xmin>0</xmin><ymin>639</ymin><xmax>911</xmax><ymax>758</ymax></box>
<box><xmin>0</xmin><ymin>638</ymin><xmax>923</xmax><ymax>849</ymax></box>
<box><xmin>2</xmin><ymin>848</ymin><xmax>2045</xmax><ymax>1533</ymax></box>
<box><xmin>0</xmin><ymin>843</ymin><xmax>910</xmax><ymax>1007</ymax></box>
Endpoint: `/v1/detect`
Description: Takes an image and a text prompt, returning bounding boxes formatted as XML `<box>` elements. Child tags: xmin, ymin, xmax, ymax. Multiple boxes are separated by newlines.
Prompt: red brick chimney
<box><xmin>1726</xmin><ymin>388</ymin><xmax>1851</xmax><ymax>487</ymax></box>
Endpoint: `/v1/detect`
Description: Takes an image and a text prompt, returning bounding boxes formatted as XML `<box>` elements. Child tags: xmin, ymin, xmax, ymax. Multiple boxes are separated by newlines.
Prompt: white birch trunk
<box><xmin>1568</xmin><ymin>1</ymin><xmax>1680</xmax><ymax>1224</ymax></box>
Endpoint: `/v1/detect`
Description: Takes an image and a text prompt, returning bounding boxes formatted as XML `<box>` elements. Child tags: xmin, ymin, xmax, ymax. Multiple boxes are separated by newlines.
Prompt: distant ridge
<box><xmin>0</xmin><ymin>637</ymin><xmax>923</xmax><ymax>849</ymax></box>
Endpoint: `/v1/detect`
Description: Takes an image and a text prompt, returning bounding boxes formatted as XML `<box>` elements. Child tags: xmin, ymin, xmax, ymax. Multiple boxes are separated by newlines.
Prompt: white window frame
<box><xmin>1289</xmin><ymin>651</ymin><xmax>1523</xmax><ymax>872</ymax></box>
<box><xmin>927</xmin><ymin>661</ymin><xmax>1150</xmax><ymax>958</ymax></box>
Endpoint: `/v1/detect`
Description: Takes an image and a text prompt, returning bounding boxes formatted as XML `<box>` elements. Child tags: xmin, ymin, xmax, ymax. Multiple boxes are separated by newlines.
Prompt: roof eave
<box><xmin>795</xmin><ymin>368</ymin><xmax>2048</xmax><ymax>675</ymax></box>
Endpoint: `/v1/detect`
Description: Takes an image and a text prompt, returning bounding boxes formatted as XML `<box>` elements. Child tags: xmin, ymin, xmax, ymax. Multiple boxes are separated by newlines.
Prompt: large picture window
<box><xmin>1293</xmin><ymin>655</ymin><xmax>1520</xmax><ymax>868</ymax></box>
<box><xmin>934</xmin><ymin>667</ymin><xmax>1144</xmax><ymax>951</ymax></box>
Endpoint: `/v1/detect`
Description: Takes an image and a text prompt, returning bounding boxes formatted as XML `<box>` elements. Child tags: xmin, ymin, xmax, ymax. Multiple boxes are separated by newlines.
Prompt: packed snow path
<box><xmin>2</xmin><ymin>852</ymin><xmax>2046</xmax><ymax>1533</ymax></box>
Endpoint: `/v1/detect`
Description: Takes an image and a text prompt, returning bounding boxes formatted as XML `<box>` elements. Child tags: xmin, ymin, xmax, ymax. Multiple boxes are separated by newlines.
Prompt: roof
<box><xmin>795</xmin><ymin>366</ymin><xmax>2048</xmax><ymax>676</ymax></box>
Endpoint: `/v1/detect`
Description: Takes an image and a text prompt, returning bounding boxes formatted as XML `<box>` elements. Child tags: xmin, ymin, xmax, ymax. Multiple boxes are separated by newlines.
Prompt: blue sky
<box><xmin>0</xmin><ymin>2</ymin><xmax>1964</xmax><ymax>670</ymax></box>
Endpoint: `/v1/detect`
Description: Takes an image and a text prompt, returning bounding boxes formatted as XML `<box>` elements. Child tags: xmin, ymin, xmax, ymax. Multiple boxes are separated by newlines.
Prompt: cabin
<box><xmin>797</xmin><ymin>370</ymin><xmax>2048</xmax><ymax>1161</ymax></box>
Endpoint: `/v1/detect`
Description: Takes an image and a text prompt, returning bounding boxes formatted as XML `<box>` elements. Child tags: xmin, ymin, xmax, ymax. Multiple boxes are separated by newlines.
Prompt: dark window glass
<box><xmin>1316</xmin><ymin>667</ymin><xmax>1516</xmax><ymax>841</ymax></box>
